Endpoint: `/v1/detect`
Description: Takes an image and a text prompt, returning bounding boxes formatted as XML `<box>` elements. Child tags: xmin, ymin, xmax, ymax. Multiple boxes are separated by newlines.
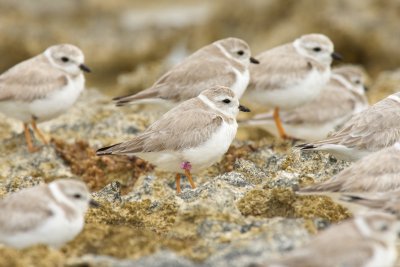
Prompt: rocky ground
<box><xmin>0</xmin><ymin>0</ymin><xmax>400</xmax><ymax>266</ymax></box>
<box><xmin>0</xmin><ymin>67</ymin><xmax>398</xmax><ymax>266</ymax></box>
<box><xmin>0</xmin><ymin>86</ymin><xmax>388</xmax><ymax>267</ymax></box>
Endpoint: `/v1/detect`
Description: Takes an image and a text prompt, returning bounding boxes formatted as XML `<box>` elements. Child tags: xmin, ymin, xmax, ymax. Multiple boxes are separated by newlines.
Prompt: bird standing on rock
<box><xmin>244</xmin><ymin>33</ymin><xmax>342</xmax><ymax>139</ymax></box>
<box><xmin>0</xmin><ymin>44</ymin><xmax>91</xmax><ymax>152</ymax></box>
<box><xmin>97</xmin><ymin>86</ymin><xmax>250</xmax><ymax>194</ymax></box>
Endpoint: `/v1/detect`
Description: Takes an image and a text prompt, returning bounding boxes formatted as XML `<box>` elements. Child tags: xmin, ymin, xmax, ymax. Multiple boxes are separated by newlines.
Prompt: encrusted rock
<box><xmin>0</xmin><ymin>87</ymin><xmax>358</xmax><ymax>266</ymax></box>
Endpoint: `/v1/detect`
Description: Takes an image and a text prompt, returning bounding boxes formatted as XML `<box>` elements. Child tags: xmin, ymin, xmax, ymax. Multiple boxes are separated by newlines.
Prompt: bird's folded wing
<box><xmin>0</xmin><ymin>59</ymin><xmax>67</xmax><ymax>102</ymax></box>
<box><xmin>282</xmin><ymin>86</ymin><xmax>355</xmax><ymax>124</ymax></box>
<box><xmin>248</xmin><ymin>45</ymin><xmax>312</xmax><ymax>92</ymax></box>
<box><xmin>311</xmin><ymin>96</ymin><xmax>400</xmax><ymax>150</ymax></box>
<box><xmin>0</xmin><ymin>187</ymin><xmax>54</xmax><ymax>234</ymax></box>
<box><xmin>104</xmin><ymin>108</ymin><xmax>224</xmax><ymax>154</ymax></box>
<box><xmin>301</xmin><ymin>146</ymin><xmax>400</xmax><ymax>192</ymax></box>
<box><xmin>114</xmin><ymin>52</ymin><xmax>236</xmax><ymax>104</ymax></box>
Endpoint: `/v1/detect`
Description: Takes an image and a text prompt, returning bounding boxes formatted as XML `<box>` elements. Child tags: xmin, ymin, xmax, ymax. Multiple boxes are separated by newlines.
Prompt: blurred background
<box><xmin>1</xmin><ymin>0</ymin><xmax>399</xmax><ymax>99</ymax></box>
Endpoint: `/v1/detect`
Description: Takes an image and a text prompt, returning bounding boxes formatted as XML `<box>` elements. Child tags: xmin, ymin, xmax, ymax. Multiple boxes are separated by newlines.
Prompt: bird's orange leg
<box><xmin>184</xmin><ymin>169</ymin><xmax>196</xmax><ymax>189</ymax></box>
<box><xmin>273</xmin><ymin>107</ymin><xmax>289</xmax><ymax>139</ymax></box>
<box><xmin>31</xmin><ymin>119</ymin><xmax>48</xmax><ymax>145</ymax></box>
<box><xmin>23</xmin><ymin>123</ymin><xmax>38</xmax><ymax>153</ymax></box>
<box><xmin>180</xmin><ymin>161</ymin><xmax>196</xmax><ymax>191</ymax></box>
<box><xmin>175</xmin><ymin>173</ymin><xmax>182</xmax><ymax>194</ymax></box>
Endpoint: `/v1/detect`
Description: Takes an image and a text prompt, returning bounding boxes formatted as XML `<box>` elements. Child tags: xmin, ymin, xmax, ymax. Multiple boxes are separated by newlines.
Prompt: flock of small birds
<box><xmin>0</xmin><ymin>33</ymin><xmax>399</xmax><ymax>267</ymax></box>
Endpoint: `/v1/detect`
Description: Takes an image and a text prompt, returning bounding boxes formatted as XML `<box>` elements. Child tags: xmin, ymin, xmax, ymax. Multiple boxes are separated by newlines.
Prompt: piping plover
<box><xmin>298</xmin><ymin>92</ymin><xmax>400</xmax><ymax>161</ymax></box>
<box><xmin>300</xmin><ymin>143</ymin><xmax>400</xmax><ymax>193</ymax></box>
<box><xmin>241</xmin><ymin>65</ymin><xmax>368</xmax><ymax>141</ymax></box>
<box><xmin>113</xmin><ymin>37</ymin><xmax>259</xmax><ymax>106</ymax></box>
<box><xmin>0</xmin><ymin>44</ymin><xmax>90</xmax><ymax>152</ymax></box>
<box><xmin>251</xmin><ymin>212</ymin><xmax>400</xmax><ymax>267</ymax></box>
<box><xmin>0</xmin><ymin>179</ymin><xmax>98</xmax><ymax>249</ymax></box>
<box><xmin>97</xmin><ymin>86</ymin><xmax>250</xmax><ymax>193</ymax></box>
<box><xmin>243</xmin><ymin>33</ymin><xmax>341</xmax><ymax>139</ymax></box>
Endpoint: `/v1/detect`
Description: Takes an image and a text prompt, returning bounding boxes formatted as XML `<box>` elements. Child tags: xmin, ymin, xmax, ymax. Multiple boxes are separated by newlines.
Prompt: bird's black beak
<box><xmin>363</xmin><ymin>85</ymin><xmax>369</xmax><ymax>92</ymax></box>
<box><xmin>331</xmin><ymin>52</ymin><xmax>343</xmax><ymax>61</ymax></box>
<box><xmin>89</xmin><ymin>199</ymin><xmax>100</xmax><ymax>208</ymax></box>
<box><xmin>250</xmin><ymin>57</ymin><xmax>260</xmax><ymax>64</ymax></box>
<box><xmin>80</xmin><ymin>63</ymin><xmax>91</xmax><ymax>73</ymax></box>
<box><xmin>239</xmin><ymin>105</ymin><xmax>251</xmax><ymax>112</ymax></box>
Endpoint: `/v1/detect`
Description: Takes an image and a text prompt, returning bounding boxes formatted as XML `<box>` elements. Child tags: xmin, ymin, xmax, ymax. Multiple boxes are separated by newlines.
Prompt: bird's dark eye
<box><xmin>313</xmin><ymin>47</ymin><xmax>321</xmax><ymax>52</ymax></box>
<box><xmin>388</xmin><ymin>209</ymin><xmax>397</xmax><ymax>215</ymax></box>
<box><xmin>237</xmin><ymin>50</ymin><xmax>244</xmax><ymax>56</ymax></box>
<box><xmin>61</xmin><ymin>57</ymin><xmax>69</xmax><ymax>62</ymax></box>
<box><xmin>355</xmin><ymin>80</ymin><xmax>360</xmax><ymax>84</ymax></box>
<box><xmin>73</xmin><ymin>194</ymin><xmax>82</xmax><ymax>199</ymax></box>
<box><xmin>380</xmin><ymin>224</ymin><xmax>388</xmax><ymax>231</ymax></box>
<box><xmin>222</xmin><ymin>99</ymin><xmax>231</xmax><ymax>104</ymax></box>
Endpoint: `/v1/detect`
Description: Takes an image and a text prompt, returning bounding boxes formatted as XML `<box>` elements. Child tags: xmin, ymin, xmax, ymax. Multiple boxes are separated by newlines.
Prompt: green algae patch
<box><xmin>63</xmin><ymin>224</ymin><xmax>161</xmax><ymax>259</ymax></box>
<box><xmin>86</xmin><ymin>199</ymin><xmax>178</xmax><ymax>231</ymax></box>
<box><xmin>294</xmin><ymin>195</ymin><xmax>350</xmax><ymax>222</ymax></box>
<box><xmin>61</xmin><ymin>198</ymin><xmax>214</xmax><ymax>262</ymax></box>
<box><xmin>52</xmin><ymin>138</ymin><xmax>153</xmax><ymax>192</ymax></box>
<box><xmin>0</xmin><ymin>245</ymin><xmax>65</xmax><ymax>267</ymax></box>
<box><xmin>238</xmin><ymin>188</ymin><xmax>296</xmax><ymax>217</ymax></box>
<box><xmin>59</xmin><ymin>198</ymin><xmax>197</xmax><ymax>261</ymax></box>
<box><xmin>237</xmin><ymin>188</ymin><xmax>350</xmax><ymax>222</ymax></box>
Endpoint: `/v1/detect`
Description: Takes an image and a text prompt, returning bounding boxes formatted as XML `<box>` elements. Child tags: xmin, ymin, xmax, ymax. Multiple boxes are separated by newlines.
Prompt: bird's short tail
<box><xmin>339</xmin><ymin>193</ymin><xmax>384</xmax><ymax>210</ymax></box>
<box><xmin>96</xmin><ymin>143</ymin><xmax>121</xmax><ymax>156</ymax></box>
<box><xmin>113</xmin><ymin>95</ymin><xmax>136</xmax><ymax>107</ymax></box>
<box><xmin>113</xmin><ymin>89</ymin><xmax>159</xmax><ymax>107</ymax></box>
<box><xmin>295</xmin><ymin>143</ymin><xmax>317</xmax><ymax>150</ymax></box>
<box><xmin>339</xmin><ymin>194</ymin><xmax>363</xmax><ymax>202</ymax></box>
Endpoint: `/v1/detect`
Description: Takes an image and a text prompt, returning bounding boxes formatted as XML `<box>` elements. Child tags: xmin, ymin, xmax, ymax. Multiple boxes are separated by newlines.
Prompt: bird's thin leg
<box><xmin>180</xmin><ymin>161</ymin><xmax>196</xmax><ymax>189</ymax></box>
<box><xmin>31</xmin><ymin>118</ymin><xmax>48</xmax><ymax>145</ymax></box>
<box><xmin>175</xmin><ymin>173</ymin><xmax>182</xmax><ymax>194</ymax></box>
<box><xmin>273</xmin><ymin>107</ymin><xmax>288</xmax><ymax>139</ymax></box>
<box><xmin>185</xmin><ymin>169</ymin><xmax>196</xmax><ymax>189</ymax></box>
<box><xmin>24</xmin><ymin>123</ymin><xmax>38</xmax><ymax>153</ymax></box>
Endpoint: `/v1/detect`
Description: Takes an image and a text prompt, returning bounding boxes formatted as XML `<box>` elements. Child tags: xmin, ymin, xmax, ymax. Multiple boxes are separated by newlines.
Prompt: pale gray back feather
<box><xmin>246</xmin><ymin>77</ymin><xmax>367</xmax><ymax>125</ymax></box>
<box><xmin>248</xmin><ymin>44</ymin><xmax>326</xmax><ymax>92</ymax></box>
<box><xmin>0</xmin><ymin>185</ymin><xmax>53</xmax><ymax>235</ymax></box>
<box><xmin>281</xmin><ymin>79</ymin><xmax>361</xmax><ymax>124</ymax></box>
<box><xmin>311</xmin><ymin>93</ymin><xmax>400</xmax><ymax>150</ymax></box>
<box><xmin>0</xmin><ymin>54</ymin><xmax>68</xmax><ymax>102</ymax></box>
<box><xmin>103</xmin><ymin>97</ymin><xmax>227</xmax><ymax>154</ymax></box>
<box><xmin>115</xmin><ymin>44</ymin><xmax>238</xmax><ymax>104</ymax></box>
